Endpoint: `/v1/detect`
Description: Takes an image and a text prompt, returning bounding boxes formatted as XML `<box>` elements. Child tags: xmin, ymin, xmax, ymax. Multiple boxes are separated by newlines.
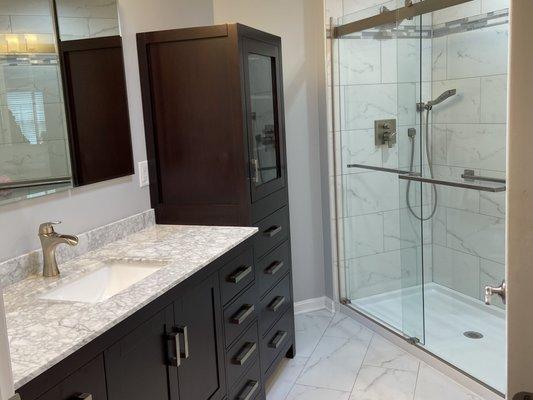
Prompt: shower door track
<box><xmin>334</xmin><ymin>0</ymin><xmax>475</xmax><ymax>37</ymax></box>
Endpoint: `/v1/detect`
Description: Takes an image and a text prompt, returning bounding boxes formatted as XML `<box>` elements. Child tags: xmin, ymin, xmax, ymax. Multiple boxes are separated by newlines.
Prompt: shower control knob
<box><xmin>484</xmin><ymin>280</ymin><xmax>506</xmax><ymax>305</ymax></box>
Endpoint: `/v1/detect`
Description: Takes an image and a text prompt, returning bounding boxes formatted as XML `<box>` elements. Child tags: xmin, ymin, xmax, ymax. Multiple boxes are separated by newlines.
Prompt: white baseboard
<box><xmin>294</xmin><ymin>296</ymin><xmax>338</xmax><ymax>314</ymax></box>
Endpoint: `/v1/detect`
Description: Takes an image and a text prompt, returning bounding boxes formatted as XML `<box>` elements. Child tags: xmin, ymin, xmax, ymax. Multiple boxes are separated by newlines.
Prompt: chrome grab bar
<box><xmin>347</xmin><ymin>163</ymin><xmax>418</xmax><ymax>175</ymax></box>
<box><xmin>461</xmin><ymin>169</ymin><xmax>506</xmax><ymax>184</ymax></box>
<box><xmin>399</xmin><ymin>174</ymin><xmax>506</xmax><ymax>192</ymax></box>
<box><xmin>0</xmin><ymin>177</ymin><xmax>71</xmax><ymax>190</ymax></box>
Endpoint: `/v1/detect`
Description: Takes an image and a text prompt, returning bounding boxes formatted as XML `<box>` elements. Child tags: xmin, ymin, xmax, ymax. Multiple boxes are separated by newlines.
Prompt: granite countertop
<box><xmin>2</xmin><ymin>224</ymin><xmax>257</xmax><ymax>389</ymax></box>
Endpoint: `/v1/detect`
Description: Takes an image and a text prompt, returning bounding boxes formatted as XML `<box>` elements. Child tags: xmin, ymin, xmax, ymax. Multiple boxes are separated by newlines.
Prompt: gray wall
<box><xmin>213</xmin><ymin>0</ymin><xmax>328</xmax><ymax>303</ymax></box>
<box><xmin>0</xmin><ymin>0</ymin><xmax>214</xmax><ymax>262</ymax></box>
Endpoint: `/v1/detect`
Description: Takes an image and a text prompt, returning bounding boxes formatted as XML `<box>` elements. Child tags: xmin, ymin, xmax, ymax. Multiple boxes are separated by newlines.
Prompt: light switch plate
<box><xmin>139</xmin><ymin>161</ymin><xmax>149</xmax><ymax>188</ymax></box>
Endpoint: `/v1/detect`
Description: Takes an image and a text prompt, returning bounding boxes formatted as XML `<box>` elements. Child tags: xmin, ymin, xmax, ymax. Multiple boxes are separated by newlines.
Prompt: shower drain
<box><xmin>463</xmin><ymin>331</ymin><xmax>484</xmax><ymax>339</ymax></box>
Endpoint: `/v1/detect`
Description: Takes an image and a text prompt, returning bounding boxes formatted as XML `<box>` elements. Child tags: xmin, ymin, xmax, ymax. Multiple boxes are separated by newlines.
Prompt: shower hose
<box><xmin>406</xmin><ymin>108</ymin><xmax>438</xmax><ymax>221</ymax></box>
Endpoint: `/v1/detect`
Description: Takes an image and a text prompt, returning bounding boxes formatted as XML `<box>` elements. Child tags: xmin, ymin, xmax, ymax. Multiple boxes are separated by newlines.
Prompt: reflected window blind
<box><xmin>6</xmin><ymin>91</ymin><xmax>46</xmax><ymax>144</ymax></box>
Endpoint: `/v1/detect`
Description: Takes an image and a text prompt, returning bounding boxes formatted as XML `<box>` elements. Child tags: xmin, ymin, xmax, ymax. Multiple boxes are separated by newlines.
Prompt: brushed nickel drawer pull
<box><xmin>269</xmin><ymin>331</ymin><xmax>288</xmax><ymax>349</ymax></box>
<box><xmin>264</xmin><ymin>225</ymin><xmax>282</xmax><ymax>237</ymax></box>
<box><xmin>237</xmin><ymin>380</ymin><xmax>259</xmax><ymax>400</ymax></box>
<box><xmin>178</xmin><ymin>326</ymin><xmax>190</xmax><ymax>360</ymax></box>
<box><xmin>232</xmin><ymin>342</ymin><xmax>257</xmax><ymax>365</ymax></box>
<box><xmin>265</xmin><ymin>260</ymin><xmax>284</xmax><ymax>275</ymax></box>
<box><xmin>268</xmin><ymin>296</ymin><xmax>286</xmax><ymax>312</ymax></box>
<box><xmin>230</xmin><ymin>304</ymin><xmax>255</xmax><ymax>325</ymax></box>
<box><xmin>228</xmin><ymin>265</ymin><xmax>253</xmax><ymax>284</ymax></box>
<box><xmin>167</xmin><ymin>330</ymin><xmax>181</xmax><ymax>367</ymax></box>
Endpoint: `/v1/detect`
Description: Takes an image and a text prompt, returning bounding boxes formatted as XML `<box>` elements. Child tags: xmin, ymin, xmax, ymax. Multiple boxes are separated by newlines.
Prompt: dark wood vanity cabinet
<box><xmin>137</xmin><ymin>23</ymin><xmax>288</xmax><ymax>226</ymax></box>
<box><xmin>105</xmin><ymin>274</ymin><xmax>225</xmax><ymax>400</ymax></box>
<box><xmin>136</xmin><ymin>23</ymin><xmax>296</xmax><ymax>392</ymax></box>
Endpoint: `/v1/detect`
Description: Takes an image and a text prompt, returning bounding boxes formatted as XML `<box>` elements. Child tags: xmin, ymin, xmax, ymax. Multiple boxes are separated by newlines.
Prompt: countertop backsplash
<box><xmin>0</xmin><ymin>210</ymin><xmax>155</xmax><ymax>290</ymax></box>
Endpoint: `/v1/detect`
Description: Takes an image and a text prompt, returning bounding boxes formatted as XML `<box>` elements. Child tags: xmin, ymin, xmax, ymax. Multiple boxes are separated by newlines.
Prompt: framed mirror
<box><xmin>0</xmin><ymin>1</ymin><xmax>72</xmax><ymax>205</ymax></box>
<box><xmin>0</xmin><ymin>0</ymin><xmax>133</xmax><ymax>207</ymax></box>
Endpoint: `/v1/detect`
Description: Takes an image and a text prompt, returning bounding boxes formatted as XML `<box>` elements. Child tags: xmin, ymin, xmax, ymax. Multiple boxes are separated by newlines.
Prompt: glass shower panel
<box><xmin>338</xmin><ymin>4</ymin><xmax>426</xmax><ymax>341</ymax></box>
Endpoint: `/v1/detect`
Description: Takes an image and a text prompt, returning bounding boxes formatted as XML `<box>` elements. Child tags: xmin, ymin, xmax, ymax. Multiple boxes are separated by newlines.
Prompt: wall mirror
<box><xmin>0</xmin><ymin>0</ymin><xmax>133</xmax><ymax>207</ymax></box>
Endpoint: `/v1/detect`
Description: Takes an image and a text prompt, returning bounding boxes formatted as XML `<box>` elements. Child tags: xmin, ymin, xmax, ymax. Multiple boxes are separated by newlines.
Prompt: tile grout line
<box><xmin>346</xmin><ymin>330</ymin><xmax>375</xmax><ymax>399</ymax></box>
<box><xmin>412</xmin><ymin>362</ymin><xmax>422</xmax><ymax>400</ymax></box>
<box><xmin>280</xmin><ymin>310</ymin><xmax>336</xmax><ymax>400</ymax></box>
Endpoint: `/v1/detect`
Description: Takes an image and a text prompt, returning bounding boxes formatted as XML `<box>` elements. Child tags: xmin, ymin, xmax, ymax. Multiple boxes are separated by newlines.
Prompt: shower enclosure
<box><xmin>332</xmin><ymin>0</ymin><xmax>508</xmax><ymax>394</ymax></box>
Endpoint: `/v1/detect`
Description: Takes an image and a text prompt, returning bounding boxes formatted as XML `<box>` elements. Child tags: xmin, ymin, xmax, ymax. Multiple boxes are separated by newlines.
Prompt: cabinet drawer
<box><xmin>229</xmin><ymin>359</ymin><xmax>261</xmax><ymax>400</ymax></box>
<box><xmin>224</xmin><ymin>283</ymin><xmax>258</xmax><ymax>347</ymax></box>
<box><xmin>35</xmin><ymin>355</ymin><xmax>107</xmax><ymax>400</ymax></box>
<box><xmin>226</xmin><ymin>322</ymin><xmax>260</xmax><ymax>390</ymax></box>
<box><xmin>220</xmin><ymin>248</ymin><xmax>255</xmax><ymax>306</ymax></box>
<box><xmin>261</xmin><ymin>308</ymin><xmax>294</xmax><ymax>376</ymax></box>
<box><xmin>254</xmin><ymin>206</ymin><xmax>289</xmax><ymax>259</ymax></box>
<box><xmin>257</xmin><ymin>241</ymin><xmax>291</xmax><ymax>298</ymax></box>
<box><xmin>259</xmin><ymin>274</ymin><xmax>291</xmax><ymax>335</ymax></box>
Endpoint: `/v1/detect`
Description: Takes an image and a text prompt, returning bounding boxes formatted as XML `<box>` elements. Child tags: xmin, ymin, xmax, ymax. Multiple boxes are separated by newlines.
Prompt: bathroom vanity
<box><xmin>3</xmin><ymin>223</ymin><xmax>294</xmax><ymax>400</ymax></box>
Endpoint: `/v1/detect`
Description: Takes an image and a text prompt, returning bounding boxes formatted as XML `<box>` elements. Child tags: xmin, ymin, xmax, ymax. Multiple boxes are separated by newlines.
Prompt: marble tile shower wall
<box><xmin>327</xmin><ymin>0</ymin><xmax>508</xmax><ymax>305</ymax></box>
<box><xmin>0</xmin><ymin>0</ymin><xmax>70</xmax><ymax>184</ymax></box>
<box><xmin>429</xmin><ymin>0</ymin><xmax>508</xmax><ymax>308</ymax></box>
<box><xmin>329</xmin><ymin>0</ymin><xmax>435</xmax><ymax>301</ymax></box>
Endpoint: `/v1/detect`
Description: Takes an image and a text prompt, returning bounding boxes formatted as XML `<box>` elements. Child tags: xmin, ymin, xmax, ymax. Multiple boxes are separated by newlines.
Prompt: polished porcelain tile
<box><xmin>268</xmin><ymin>309</ymin><xmax>490</xmax><ymax>400</ymax></box>
<box><xmin>294</xmin><ymin>309</ymin><xmax>334</xmax><ymax>357</ymax></box>
<box><xmin>350</xmin><ymin>365</ymin><xmax>418</xmax><ymax>400</ymax></box>
<box><xmin>286</xmin><ymin>384</ymin><xmax>350</xmax><ymax>400</ymax></box>
<box><xmin>414</xmin><ymin>364</ymin><xmax>483</xmax><ymax>400</ymax></box>
<box><xmin>296</xmin><ymin>334</ymin><xmax>370</xmax><ymax>391</ymax></box>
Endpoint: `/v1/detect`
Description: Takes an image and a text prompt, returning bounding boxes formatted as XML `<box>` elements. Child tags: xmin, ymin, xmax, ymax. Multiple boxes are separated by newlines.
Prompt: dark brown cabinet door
<box><xmin>105</xmin><ymin>305</ymin><xmax>177</xmax><ymax>400</ymax></box>
<box><xmin>34</xmin><ymin>356</ymin><xmax>107</xmax><ymax>400</ymax></box>
<box><xmin>242</xmin><ymin>37</ymin><xmax>287</xmax><ymax>202</ymax></box>
<box><xmin>174</xmin><ymin>274</ymin><xmax>226</xmax><ymax>400</ymax></box>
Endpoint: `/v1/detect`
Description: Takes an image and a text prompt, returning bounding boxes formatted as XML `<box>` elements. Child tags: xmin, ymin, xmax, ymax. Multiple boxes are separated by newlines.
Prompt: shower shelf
<box><xmin>399</xmin><ymin>174</ymin><xmax>506</xmax><ymax>192</ymax></box>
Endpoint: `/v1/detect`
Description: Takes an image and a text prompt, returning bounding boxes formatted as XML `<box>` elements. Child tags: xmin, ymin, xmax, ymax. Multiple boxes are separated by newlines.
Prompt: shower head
<box><xmin>426</xmin><ymin>89</ymin><xmax>457</xmax><ymax>108</ymax></box>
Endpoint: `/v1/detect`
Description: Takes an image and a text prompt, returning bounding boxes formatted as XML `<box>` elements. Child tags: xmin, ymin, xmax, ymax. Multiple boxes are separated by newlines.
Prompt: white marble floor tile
<box><xmin>295</xmin><ymin>309</ymin><xmax>334</xmax><ymax>357</ymax></box>
<box><xmin>266</xmin><ymin>356</ymin><xmax>309</xmax><ymax>400</ymax></box>
<box><xmin>414</xmin><ymin>363</ymin><xmax>483</xmax><ymax>400</ymax></box>
<box><xmin>350</xmin><ymin>365</ymin><xmax>418</xmax><ymax>400</ymax></box>
<box><xmin>363</xmin><ymin>335</ymin><xmax>420</xmax><ymax>372</ymax></box>
<box><xmin>285</xmin><ymin>384</ymin><xmax>351</xmax><ymax>400</ymax></box>
<box><xmin>324</xmin><ymin>312</ymin><xmax>374</xmax><ymax>340</ymax></box>
<box><xmin>296</xmin><ymin>334</ymin><xmax>371</xmax><ymax>391</ymax></box>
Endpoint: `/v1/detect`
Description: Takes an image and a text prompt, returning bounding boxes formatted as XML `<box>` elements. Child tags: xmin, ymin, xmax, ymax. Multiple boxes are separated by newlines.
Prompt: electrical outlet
<box><xmin>139</xmin><ymin>161</ymin><xmax>149</xmax><ymax>188</ymax></box>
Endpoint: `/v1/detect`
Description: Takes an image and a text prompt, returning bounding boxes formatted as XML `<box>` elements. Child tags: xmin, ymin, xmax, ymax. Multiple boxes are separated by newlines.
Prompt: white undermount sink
<box><xmin>39</xmin><ymin>259</ymin><xmax>168</xmax><ymax>304</ymax></box>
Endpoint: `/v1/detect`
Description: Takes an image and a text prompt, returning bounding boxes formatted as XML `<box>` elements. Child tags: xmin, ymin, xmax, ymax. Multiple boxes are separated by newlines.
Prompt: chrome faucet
<box><xmin>38</xmin><ymin>222</ymin><xmax>79</xmax><ymax>277</ymax></box>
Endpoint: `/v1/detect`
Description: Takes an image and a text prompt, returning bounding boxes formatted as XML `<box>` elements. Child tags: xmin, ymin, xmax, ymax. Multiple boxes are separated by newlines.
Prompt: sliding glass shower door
<box><xmin>338</xmin><ymin>7</ymin><xmax>426</xmax><ymax>343</ymax></box>
<box><xmin>336</xmin><ymin>0</ymin><xmax>509</xmax><ymax>393</ymax></box>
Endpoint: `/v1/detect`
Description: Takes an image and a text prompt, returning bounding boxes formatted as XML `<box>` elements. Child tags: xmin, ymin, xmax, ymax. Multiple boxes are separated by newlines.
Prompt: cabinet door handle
<box><xmin>251</xmin><ymin>159</ymin><xmax>260</xmax><ymax>184</ymax></box>
<box><xmin>232</xmin><ymin>342</ymin><xmax>257</xmax><ymax>366</ymax></box>
<box><xmin>230</xmin><ymin>304</ymin><xmax>255</xmax><ymax>325</ymax></box>
<box><xmin>178</xmin><ymin>326</ymin><xmax>190</xmax><ymax>360</ymax></box>
<box><xmin>264</xmin><ymin>225</ymin><xmax>282</xmax><ymax>237</ymax></box>
<box><xmin>268</xmin><ymin>296</ymin><xmax>285</xmax><ymax>312</ymax></box>
<box><xmin>237</xmin><ymin>380</ymin><xmax>259</xmax><ymax>400</ymax></box>
<box><xmin>228</xmin><ymin>265</ymin><xmax>253</xmax><ymax>284</ymax></box>
<box><xmin>167</xmin><ymin>331</ymin><xmax>181</xmax><ymax>367</ymax></box>
<box><xmin>74</xmin><ymin>395</ymin><xmax>93</xmax><ymax>400</ymax></box>
<box><xmin>268</xmin><ymin>331</ymin><xmax>288</xmax><ymax>349</ymax></box>
<box><xmin>265</xmin><ymin>260</ymin><xmax>284</xmax><ymax>275</ymax></box>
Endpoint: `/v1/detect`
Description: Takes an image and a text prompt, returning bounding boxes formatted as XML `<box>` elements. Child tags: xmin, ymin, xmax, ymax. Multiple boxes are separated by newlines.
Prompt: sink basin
<box><xmin>39</xmin><ymin>259</ymin><xmax>168</xmax><ymax>304</ymax></box>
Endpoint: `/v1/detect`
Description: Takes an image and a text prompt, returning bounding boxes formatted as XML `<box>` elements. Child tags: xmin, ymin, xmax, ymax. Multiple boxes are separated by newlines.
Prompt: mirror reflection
<box><xmin>0</xmin><ymin>0</ymin><xmax>72</xmax><ymax>206</ymax></box>
<box><xmin>55</xmin><ymin>0</ymin><xmax>120</xmax><ymax>41</ymax></box>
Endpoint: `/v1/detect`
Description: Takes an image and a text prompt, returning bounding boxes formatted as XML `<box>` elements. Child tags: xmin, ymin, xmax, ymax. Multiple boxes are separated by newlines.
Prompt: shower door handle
<box><xmin>484</xmin><ymin>280</ymin><xmax>506</xmax><ymax>305</ymax></box>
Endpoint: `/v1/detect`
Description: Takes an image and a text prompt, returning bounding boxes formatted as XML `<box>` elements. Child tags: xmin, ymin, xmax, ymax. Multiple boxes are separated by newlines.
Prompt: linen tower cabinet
<box><xmin>137</xmin><ymin>23</ymin><xmax>295</xmax><ymax>399</ymax></box>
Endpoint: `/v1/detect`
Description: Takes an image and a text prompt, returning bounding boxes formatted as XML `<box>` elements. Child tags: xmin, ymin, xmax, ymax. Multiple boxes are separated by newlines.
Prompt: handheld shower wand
<box><xmin>407</xmin><ymin>89</ymin><xmax>457</xmax><ymax>221</ymax></box>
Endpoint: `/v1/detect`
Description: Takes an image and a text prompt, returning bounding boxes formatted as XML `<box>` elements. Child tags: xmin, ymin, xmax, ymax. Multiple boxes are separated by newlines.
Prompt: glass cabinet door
<box><xmin>243</xmin><ymin>38</ymin><xmax>286</xmax><ymax>201</ymax></box>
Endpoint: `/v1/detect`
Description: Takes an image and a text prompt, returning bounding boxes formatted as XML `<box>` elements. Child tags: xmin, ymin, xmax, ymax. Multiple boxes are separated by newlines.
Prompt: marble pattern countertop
<box><xmin>2</xmin><ymin>224</ymin><xmax>257</xmax><ymax>389</ymax></box>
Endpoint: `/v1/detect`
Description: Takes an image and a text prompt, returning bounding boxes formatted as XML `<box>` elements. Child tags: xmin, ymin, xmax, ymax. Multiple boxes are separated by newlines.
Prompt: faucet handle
<box><xmin>39</xmin><ymin>221</ymin><xmax>61</xmax><ymax>235</ymax></box>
